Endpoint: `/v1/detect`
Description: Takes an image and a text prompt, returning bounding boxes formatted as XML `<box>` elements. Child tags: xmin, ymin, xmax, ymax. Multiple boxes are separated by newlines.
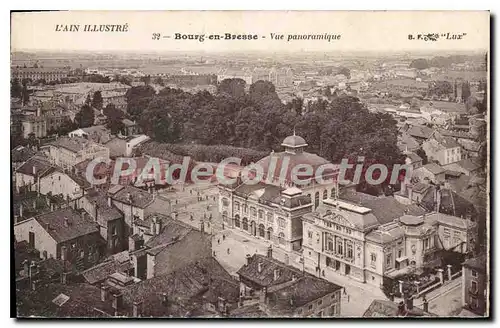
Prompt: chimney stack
<box><xmin>100</xmin><ymin>285</ymin><xmax>110</xmax><ymax>302</ymax></box>
<box><xmin>423</xmin><ymin>297</ymin><xmax>428</xmax><ymax>312</ymax></box>
<box><xmin>257</xmin><ymin>262</ymin><xmax>263</xmax><ymax>273</ymax></box>
<box><xmin>155</xmin><ymin>217</ymin><xmax>162</xmax><ymax>235</ymax></box>
<box><xmin>132</xmin><ymin>301</ymin><xmax>143</xmax><ymax>317</ymax></box>
<box><xmin>267</xmin><ymin>245</ymin><xmax>273</xmax><ymax>258</ymax></box>
<box><xmin>150</xmin><ymin>217</ymin><xmax>156</xmax><ymax>235</ymax></box>
<box><xmin>112</xmin><ymin>292</ymin><xmax>124</xmax><ymax>315</ymax></box>
<box><xmin>245</xmin><ymin>254</ymin><xmax>251</xmax><ymax>266</ymax></box>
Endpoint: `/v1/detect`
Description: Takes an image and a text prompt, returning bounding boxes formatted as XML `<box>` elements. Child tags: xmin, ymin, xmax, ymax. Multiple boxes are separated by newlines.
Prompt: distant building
<box><xmin>42</xmin><ymin>136</ymin><xmax>110</xmax><ymax>170</ymax></box>
<box><xmin>12</xmin><ymin>67</ymin><xmax>69</xmax><ymax>82</ymax></box>
<box><xmin>422</xmin><ymin>133</ymin><xmax>462</xmax><ymax>166</ymax></box>
<box><xmin>412</xmin><ymin>163</ymin><xmax>446</xmax><ymax>184</ymax></box>
<box><xmin>443</xmin><ymin>158</ymin><xmax>482</xmax><ymax>176</ymax></box>
<box><xmin>462</xmin><ymin>254</ymin><xmax>487</xmax><ymax>316</ymax></box>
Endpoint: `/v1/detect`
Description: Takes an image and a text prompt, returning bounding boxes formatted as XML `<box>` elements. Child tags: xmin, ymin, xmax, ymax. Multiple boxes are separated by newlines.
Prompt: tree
<box><xmin>154</xmin><ymin>77</ymin><xmax>164</xmax><ymax>86</ymax></box>
<box><xmin>409</xmin><ymin>58</ymin><xmax>429</xmax><ymax>70</ymax></box>
<box><xmin>11</xmin><ymin>78</ymin><xmax>22</xmax><ymax>99</ymax></box>
<box><xmin>461</xmin><ymin>81</ymin><xmax>471</xmax><ymax>102</ymax></box>
<box><xmin>217</xmin><ymin>78</ymin><xmax>246</xmax><ymax>98</ymax></box>
<box><xmin>126</xmin><ymin>85</ymin><xmax>156</xmax><ymax>120</ymax></box>
<box><xmin>103</xmin><ymin>103</ymin><xmax>125</xmax><ymax>134</ymax></box>
<box><xmin>75</xmin><ymin>104</ymin><xmax>95</xmax><ymax>128</ymax></box>
<box><xmin>92</xmin><ymin>91</ymin><xmax>104</xmax><ymax>109</ymax></box>
<box><xmin>338</xmin><ymin>67</ymin><xmax>351</xmax><ymax>79</ymax></box>
<box><xmin>416</xmin><ymin>148</ymin><xmax>428</xmax><ymax>165</ymax></box>
<box><xmin>140</xmin><ymin>75</ymin><xmax>152</xmax><ymax>85</ymax></box>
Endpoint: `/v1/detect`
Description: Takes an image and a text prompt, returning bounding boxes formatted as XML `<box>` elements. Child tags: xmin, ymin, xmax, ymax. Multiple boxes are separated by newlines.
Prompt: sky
<box><xmin>11</xmin><ymin>11</ymin><xmax>490</xmax><ymax>53</ymax></box>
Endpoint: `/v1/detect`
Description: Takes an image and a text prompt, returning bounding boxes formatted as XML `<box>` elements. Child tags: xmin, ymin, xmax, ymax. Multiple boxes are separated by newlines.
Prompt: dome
<box><xmin>281</xmin><ymin>134</ymin><xmax>308</xmax><ymax>148</ymax></box>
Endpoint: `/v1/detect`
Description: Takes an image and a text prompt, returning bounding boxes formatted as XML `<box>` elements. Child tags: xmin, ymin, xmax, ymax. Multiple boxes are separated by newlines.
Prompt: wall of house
<box><xmin>15</xmin><ymin>173</ymin><xmax>35</xmax><ymax>192</ymax></box>
<box><xmin>463</xmin><ymin>266</ymin><xmax>487</xmax><ymax>315</ymax></box>
<box><xmin>14</xmin><ymin>218</ymin><xmax>58</xmax><ymax>259</ymax></box>
<box><xmin>39</xmin><ymin>171</ymin><xmax>83</xmax><ymax>200</ymax></box>
<box><xmin>294</xmin><ymin>290</ymin><xmax>341</xmax><ymax>317</ymax></box>
<box><xmin>364</xmin><ymin>242</ymin><xmax>384</xmax><ymax>286</ymax></box>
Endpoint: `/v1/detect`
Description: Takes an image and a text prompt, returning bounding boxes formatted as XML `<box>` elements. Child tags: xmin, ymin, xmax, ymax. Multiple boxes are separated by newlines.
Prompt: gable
<box><xmin>322</xmin><ymin>211</ymin><xmax>356</xmax><ymax>228</ymax></box>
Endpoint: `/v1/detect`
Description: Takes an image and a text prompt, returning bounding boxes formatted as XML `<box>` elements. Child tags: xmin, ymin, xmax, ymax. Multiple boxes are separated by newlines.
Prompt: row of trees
<box><xmin>409</xmin><ymin>55</ymin><xmax>475</xmax><ymax>70</ymax></box>
<box><xmin>125</xmin><ymin>79</ymin><xmax>404</xmax><ymax>192</ymax></box>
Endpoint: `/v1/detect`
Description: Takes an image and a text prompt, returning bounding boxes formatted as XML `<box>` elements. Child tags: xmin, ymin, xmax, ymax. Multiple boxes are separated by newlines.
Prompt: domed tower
<box><xmin>281</xmin><ymin>132</ymin><xmax>308</xmax><ymax>155</ymax></box>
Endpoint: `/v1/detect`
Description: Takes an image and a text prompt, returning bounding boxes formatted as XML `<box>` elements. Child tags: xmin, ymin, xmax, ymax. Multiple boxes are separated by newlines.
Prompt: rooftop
<box><xmin>48</xmin><ymin>136</ymin><xmax>94</xmax><ymax>153</ymax></box>
<box><xmin>421</xmin><ymin>163</ymin><xmax>445</xmax><ymax>175</ymax></box>
<box><xmin>109</xmin><ymin>185</ymin><xmax>155</xmax><ymax>209</ymax></box>
<box><xmin>34</xmin><ymin>208</ymin><xmax>99</xmax><ymax>243</ymax></box>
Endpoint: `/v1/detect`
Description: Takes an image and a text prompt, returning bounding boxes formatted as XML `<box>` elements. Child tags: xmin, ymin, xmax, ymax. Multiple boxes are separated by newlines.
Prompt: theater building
<box><xmin>217</xmin><ymin>134</ymin><xmax>338</xmax><ymax>252</ymax></box>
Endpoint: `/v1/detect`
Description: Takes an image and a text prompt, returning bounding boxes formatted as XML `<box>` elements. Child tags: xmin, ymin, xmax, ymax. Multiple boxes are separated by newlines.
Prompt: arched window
<box><xmin>235</xmin><ymin>215</ymin><xmax>241</xmax><ymax>228</ymax></box>
<box><xmin>267</xmin><ymin>212</ymin><xmax>273</xmax><ymax>224</ymax></box>
<box><xmin>267</xmin><ymin>227</ymin><xmax>273</xmax><ymax>240</ymax></box>
<box><xmin>278</xmin><ymin>232</ymin><xmax>285</xmax><ymax>245</ymax></box>
<box><xmin>242</xmin><ymin>217</ymin><xmax>249</xmax><ymax>231</ymax></box>
<box><xmin>258</xmin><ymin>224</ymin><xmax>265</xmax><ymax>238</ymax></box>
<box><xmin>234</xmin><ymin>201</ymin><xmax>240</xmax><ymax>211</ymax></box>
<box><xmin>315</xmin><ymin>192</ymin><xmax>320</xmax><ymax>208</ymax></box>
<box><xmin>258</xmin><ymin>210</ymin><xmax>264</xmax><ymax>220</ymax></box>
<box><xmin>323</xmin><ymin>190</ymin><xmax>328</xmax><ymax>200</ymax></box>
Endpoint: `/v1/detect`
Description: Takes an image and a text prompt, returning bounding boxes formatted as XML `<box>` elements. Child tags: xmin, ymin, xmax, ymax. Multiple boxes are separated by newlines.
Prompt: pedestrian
<box><xmin>347</xmin><ymin>294</ymin><xmax>350</xmax><ymax>302</ymax></box>
<box><xmin>227</xmin><ymin>248</ymin><xmax>230</xmax><ymax>254</ymax></box>
<box><xmin>223</xmin><ymin>234</ymin><xmax>226</xmax><ymax>241</ymax></box>
<box><xmin>218</xmin><ymin>239</ymin><xmax>220</xmax><ymax>244</ymax></box>
<box><xmin>213</xmin><ymin>251</ymin><xmax>216</xmax><ymax>257</ymax></box>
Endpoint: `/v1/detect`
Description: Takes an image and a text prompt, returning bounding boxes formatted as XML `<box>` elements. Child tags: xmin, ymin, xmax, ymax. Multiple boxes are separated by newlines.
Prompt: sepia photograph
<box><xmin>10</xmin><ymin>10</ymin><xmax>490</xmax><ymax>318</ymax></box>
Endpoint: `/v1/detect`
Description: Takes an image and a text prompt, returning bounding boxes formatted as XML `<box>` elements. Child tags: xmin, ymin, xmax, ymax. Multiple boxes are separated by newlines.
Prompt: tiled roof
<box><xmin>35</xmin><ymin>208</ymin><xmax>99</xmax><ymax>243</ymax></box>
<box><xmin>433</xmin><ymin>133</ymin><xmax>460</xmax><ymax>149</ymax></box>
<box><xmin>363</xmin><ymin>299</ymin><xmax>434</xmax><ymax>317</ymax></box>
<box><xmin>122</xmin><ymin>257</ymin><xmax>234</xmax><ymax>317</ymax></box>
<box><xmin>366</xmin><ymin>223</ymin><xmax>406</xmax><ymax>244</ymax></box>
<box><xmin>455</xmin><ymin>158</ymin><xmax>482</xmax><ymax>172</ymax></box>
<box><xmin>84</xmin><ymin>189</ymin><xmax>123</xmax><ymax>225</ymax></box>
<box><xmin>237</xmin><ymin>254</ymin><xmax>303</xmax><ymax>288</ymax></box>
<box><xmin>16</xmin><ymin>156</ymin><xmax>55</xmax><ymax>178</ymax></box>
<box><xmin>81</xmin><ymin>259</ymin><xmax>133</xmax><ymax>285</ymax></box>
<box><xmin>229</xmin><ymin>303</ymin><xmax>268</xmax><ymax>318</ymax></box>
<box><xmin>48</xmin><ymin>136</ymin><xmax>92</xmax><ymax>153</ymax></box>
<box><xmin>110</xmin><ymin>185</ymin><xmax>154</xmax><ymax>209</ymax></box>
<box><xmin>462</xmin><ymin>254</ymin><xmax>486</xmax><ymax>273</ymax></box>
<box><xmin>406</xmin><ymin>152</ymin><xmax>422</xmax><ymax>163</ymax></box>
<box><xmin>145</xmin><ymin>217</ymin><xmax>193</xmax><ymax>249</ymax></box>
<box><xmin>339</xmin><ymin>190</ymin><xmax>426</xmax><ymax>225</ymax></box>
<box><xmin>407</xmin><ymin>125</ymin><xmax>434</xmax><ymax>139</ymax></box>
<box><xmin>422</xmin><ymin>163</ymin><xmax>445</xmax><ymax>175</ymax></box>
<box><xmin>11</xmin><ymin>146</ymin><xmax>36</xmax><ymax>163</ymax></box>
<box><xmin>233</xmin><ymin>182</ymin><xmax>311</xmax><ymax>208</ymax></box>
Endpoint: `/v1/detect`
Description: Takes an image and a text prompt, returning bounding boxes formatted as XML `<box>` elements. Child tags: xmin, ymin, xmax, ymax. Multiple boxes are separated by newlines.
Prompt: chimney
<box><xmin>132</xmin><ymin>301</ymin><xmax>143</xmax><ymax>317</ymax></box>
<box><xmin>267</xmin><ymin>245</ymin><xmax>273</xmax><ymax>258</ymax></box>
<box><xmin>245</xmin><ymin>254</ymin><xmax>251</xmax><ymax>266</ymax></box>
<box><xmin>257</xmin><ymin>262</ymin><xmax>263</xmax><ymax>273</ymax></box>
<box><xmin>155</xmin><ymin>218</ymin><xmax>162</xmax><ymax>235</ymax></box>
<box><xmin>112</xmin><ymin>293</ymin><xmax>124</xmax><ymax>314</ymax></box>
<box><xmin>61</xmin><ymin>246</ymin><xmax>68</xmax><ymax>261</ymax></box>
<box><xmin>63</xmin><ymin>217</ymin><xmax>69</xmax><ymax>228</ymax></box>
<box><xmin>273</xmin><ymin>269</ymin><xmax>280</xmax><ymax>281</ymax></box>
<box><xmin>150</xmin><ymin>217</ymin><xmax>156</xmax><ymax>235</ymax></box>
<box><xmin>100</xmin><ymin>285</ymin><xmax>110</xmax><ymax>302</ymax></box>
<box><xmin>422</xmin><ymin>296</ymin><xmax>429</xmax><ymax>312</ymax></box>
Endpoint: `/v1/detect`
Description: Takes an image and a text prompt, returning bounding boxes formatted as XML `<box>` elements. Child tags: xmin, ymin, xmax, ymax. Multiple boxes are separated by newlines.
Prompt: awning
<box><xmin>396</xmin><ymin>256</ymin><xmax>408</xmax><ymax>262</ymax></box>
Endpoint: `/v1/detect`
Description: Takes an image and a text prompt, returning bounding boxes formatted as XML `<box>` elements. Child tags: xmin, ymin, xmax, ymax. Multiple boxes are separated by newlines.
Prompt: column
<box><xmin>447</xmin><ymin>264</ymin><xmax>452</xmax><ymax>281</ymax></box>
<box><xmin>438</xmin><ymin>268</ymin><xmax>444</xmax><ymax>284</ymax></box>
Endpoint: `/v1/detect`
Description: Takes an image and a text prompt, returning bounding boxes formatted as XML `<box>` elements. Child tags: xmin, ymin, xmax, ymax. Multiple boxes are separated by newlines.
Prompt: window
<box><xmin>234</xmin><ymin>202</ymin><xmax>240</xmax><ymax>211</ymax></box>
<box><xmin>267</xmin><ymin>213</ymin><xmax>273</xmax><ymax>223</ymax></box>
<box><xmin>336</xmin><ymin>238</ymin><xmax>343</xmax><ymax>255</ymax></box>
<box><xmin>318</xmin><ymin>311</ymin><xmax>323</xmax><ymax>317</ymax></box>
<box><xmin>297</xmin><ymin>309</ymin><xmax>302</xmax><ymax>314</ymax></box>
<box><xmin>398</xmin><ymin>249</ymin><xmax>403</xmax><ymax>258</ymax></box>
<box><xmin>471</xmin><ymin>281</ymin><xmax>478</xmax><ymax>292</ymax></box>
<box><xmin>330</xmin><ymin>304</ymin><xmax>338</xmax><ymax>315</ymax></box>
<box><xmin>278</xmin><ymin>218</ymin><xmax>287</xmax><ymax>228</ymax></box>
<box><xmin>308</xmin><ymin>304</ymin><xmax>313</xmax><ymax>310</ymax></box>
<box><xmin>250</xmin><ymin>207</ymin><xmax>256</xmax><ymax>217</ymax></box>
<box><xmin>112</xmin><ymin>226</ymin><xmax>117</xmax><ymax>236</ymax></box>
<box><xmin>444</xmin><ymin>228</ymin><xmax>451</xmax><ymax>238</ymax></box>
<box><xmin>424</xmin><ymin>237</ymin><xmax>430</xmax><ymax>250</ymax></box>
<box><xmin>326</xmin><ymin>234</ymin><xmax>334</xmax><ymax>252</ymax></box>
<box><xmin>469</xmin><ymin>296</ymin><xmax>478</xmax><ymax>309</ymax></box>
<box><xmin>318</xmin><ymin>299</ymin><xmax>322</xmax><ymax>306</ymax></box>
<box><xmin>336</xmin><ymin>224</ymin><xmax>342</xmax><ymax>231</ymax></box>
<box><xmin>346</xmin><ymin>228</ymin><xmax>352</xmax><ymax>235</ymax></box>
<box><xmin>386</xmin><ymin>253</ymin><xmax>392</xmax><ymax>268</ymax></box>
<box><xmin>323</xmin><ymin>190</ymin><xmax>328</xmax><ymax>200</ymax></box>
<box><xmin>315</xmin><ymin>192</ymin><xmax>320</xmax><ymax>208</ymax></box>
<box><xmin>308</xmin><ymin>231</ymin><xmax>313</xmax><ymax>239</ymax></box>
<box><xmin>71</xmin><ymin>243</ymin><xmax>76</xmax><ymax>249</ymax></box>
<box><xmin>370</xmin><ymin>253</ymin><xmax>377</xmax><ymax>263</ymax></box>
<box><xmin>472</xmin><ymin>270</ymin><xmax>478</xmax><ymax>278</ymax></box>
<box><xmin>258</xmin><ymin>210</ymin><xmax>264</xmax><ymax>219</ymax></box>
<box><xmin>222</xmin><ymin>198</ymin><xmax>229</xmax><ymax>207</ymax></box>
<box><xmin>278</xmin><ymin>232</ymin><xmax>285</xmax><ymax>245</ymax></box>
<box><xmin>346</xmin><ymin>242</ymin><xmax>353</xmax><ymax>259</ymax></box>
